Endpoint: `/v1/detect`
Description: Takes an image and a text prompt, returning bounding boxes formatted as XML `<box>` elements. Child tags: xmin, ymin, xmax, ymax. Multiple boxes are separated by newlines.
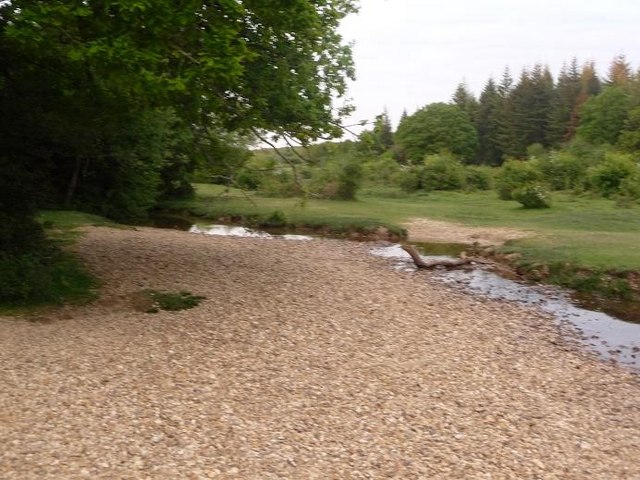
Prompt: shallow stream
<box><xmin>371</xmin><ymin>244</ymin><xmax>640</xmax><ymax>371</ymax></box>
<box><xmin>187</xmin><ymin>223</ymin><xmax>639</xmax><ymax>371</ymax></box>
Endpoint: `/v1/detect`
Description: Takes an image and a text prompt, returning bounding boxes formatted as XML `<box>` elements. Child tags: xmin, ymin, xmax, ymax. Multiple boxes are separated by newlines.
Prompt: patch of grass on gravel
<box><xmin>134</xmin><ymin>290</ymin><xmax>205</xmax><ymax>313</ymax></box>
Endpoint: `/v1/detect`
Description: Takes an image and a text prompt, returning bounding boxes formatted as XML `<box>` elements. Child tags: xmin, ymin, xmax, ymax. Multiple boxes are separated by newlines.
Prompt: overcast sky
<box><xmin>338</xmin><ymin>0</ymin><xmax>639</xmax><ymax>133</ymax></box>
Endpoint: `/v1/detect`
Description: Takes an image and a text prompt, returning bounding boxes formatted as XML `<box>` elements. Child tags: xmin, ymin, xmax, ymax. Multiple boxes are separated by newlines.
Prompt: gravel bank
<box><xmin>1</xmin><ymin>227</ymin><xmax>639</xmax><ymax>479</ymax></box>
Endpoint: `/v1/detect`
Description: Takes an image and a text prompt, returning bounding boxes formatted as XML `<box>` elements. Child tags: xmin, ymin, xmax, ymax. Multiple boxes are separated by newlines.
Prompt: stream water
<box><xmin>371</xmin><ymin>244</ymin><xmax>640</xmax><ymax>371</ymax></box>
<box><xmin>187</xmin><ymin>223</ymin><xmax>639</xmax><ymax>371</ymax></box>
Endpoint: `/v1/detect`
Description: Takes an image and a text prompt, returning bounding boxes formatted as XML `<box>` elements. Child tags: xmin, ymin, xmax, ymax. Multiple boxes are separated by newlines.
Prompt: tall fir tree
<box><xmin>508</xmin><ymin>64</ymin><xmax>555</xmax><ymax>156</ymax></box>
<box><xmin>606</xmin><ymin>54</ymin><xmax>632</xmax><ymax>87</ymax></box>
<box><xmin>496</xmin><ymin>67</ymin><xmax>516</xmax><ymax>158</ymax></box>
<box><xmin>567</xmin><ymin>61</ymin><xmax>602</xmax><ymax>141</ymax></box>
<box><xmin>475</xmin><ymin>78</ymin><xmax>503</xmax><ymax>165</ymax></box>
<box><xmin>373</xmin><ymin>109</ymin><xmax>394</xmax><ymax>152</ymax></box>
<box><xmin>451</xmin><ymin>81</ymin><xmax>479</xmax><ymax>123</ymax></box>
<box><xmin>547</xmin><ymin>58</ymin><xmax>582</xmax><ymax>146</ymax></box>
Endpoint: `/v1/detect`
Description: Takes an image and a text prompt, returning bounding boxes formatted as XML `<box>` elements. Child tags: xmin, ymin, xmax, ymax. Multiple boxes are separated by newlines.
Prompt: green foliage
<box><xmin>336</xmin><ymin>160</ymin><xmax>363</xmax><ymax>200</ymax></box>
<box><xmin>537</xmin><ymin>151</ymin><xmax>588</xmax><ymax>190</ymax></box>
<box><xmin>395</xmin><ymin>167</ymin><xmax>425</xmax><ymax>193</ymax></box>
<box><xmin>617</xmin><ymin>106</ymin><xmax>640</xmax><ymax>152</ymax></box>
<box><xmin>421</xmin><ymin>154</ymin><xmax>466</xmax><ymax>191</ymax></box>
<box><xmin>564</xmin><ymin>137</ymin><xmax>610</xmax><ymax>166</ymax></box>
<box><xmin>508</xmin><ymin>65</ymin><xmax>555</xmax><ymax>156</ymax></box>
<box><xmin>619</xmin><ymin>173</ymin><xmax>640</xmax><ymax>200</ymax></box>
<box><xmin>546</xmin><ymin>59</ymin><xmax>582</xmax><ymax>146</ymax></box>
<box><xmin>358</xmin><ymin>186</ymin><xmax>408</xmax><ymax>198</ymax></box>
<box><xmin>495</xmin><ymin>160</ymin><xmax>545</xmax><ymax>200</ymax></box>
<box><xmin>588</xmin><ymin>152</ymin><xmax>639</xmax><ymax>197</ymax></box>
<box><xmin>465</xmin><ymin>166</ymin><xmax>494</xmax><ymax>191</ymax></box>
<box><xmin>258</xmin><ymin>170</ymin><xmax>301</xmax><ymax>198</ymax></box>
<box><xmin>358</xmin><ymin>110</ymin><xmax>394</xmax><ymax>155</ymax></box>
<box><xmin>513</xmin><ymin>185</ymin><xmax>551</xmax><ymax>209</ymax></box>
<box><xmin>395</xmin><ymin>103</ymin><xmax>478</xmax><ymax>163</ymax></box>
<box><xmin>475</xmin><ymin>78</ymin><xmax>504</xmax><ymax>166</ymax></box>
<box><xmin>361</xmin><ymin>152</ymin><xmax>401</xmax><ymax>186</ymax></box>
<box><xmin>0</xmin><ymin>249</ymin><xmax>96</xmax><ymax>307</ymax></box>
<box><xmin>578</xmin><ymin>87</ymin><xmax>631</xmax><ymax>144</ymax></box>
<box><xmin>262</xmin><ymin>210</ymin><xmax>288</xmax><ymax>228</ymax></box>
<box><xmin>143</xmin><ymin>290</ymin><xmax>205</xmax><ymax>313</ymax></box>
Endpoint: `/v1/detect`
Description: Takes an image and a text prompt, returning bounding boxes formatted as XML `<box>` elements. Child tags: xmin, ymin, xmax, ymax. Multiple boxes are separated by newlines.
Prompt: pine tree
<box><xmin>606</xmin><ymin>54</ymin><xmax>632</xmax><ymax>87</ymax></box>
<box><xmin>475</xmin><ymin>78</ymin><xmax>503</xmax><ymax>165</ymax></box>
<box><xmin>451</xmin><ymin>81</ymin><xmax>479</xmax><ymax>122</ymax></box>
<box><xmin>568</xmin><ymin>61</ymin><xmax>602</xmax><ymax>141</ymax></box>
<box><xmin>371</xmin><ymin>109</ymin><xmax>394</xmax><ymax>153</ymax></box>
<box><xmin>504</xmin><ymin>65</ymin><xmax>555</xmax><ymax>157</ymax></box>
<box><xmin>547</xmin><ymin>59</ymin><xmax>582</xmax><ymax>146</ymax></box>
<box><xmin>399</xmin><ymin>109</ymin><xmax>408</xmax><ymax>125</ymax></box>
<box><xmin>495</xmin><ymin>67</ymin><xmax>516</xmax><ymax>158</ymax></box>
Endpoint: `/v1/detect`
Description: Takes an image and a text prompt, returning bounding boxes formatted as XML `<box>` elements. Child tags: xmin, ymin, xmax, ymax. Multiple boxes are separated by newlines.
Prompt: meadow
<box><xmin>162</xmin><ymin>184</ymin><xmax>640</xmax><ymax>272</ymax></box>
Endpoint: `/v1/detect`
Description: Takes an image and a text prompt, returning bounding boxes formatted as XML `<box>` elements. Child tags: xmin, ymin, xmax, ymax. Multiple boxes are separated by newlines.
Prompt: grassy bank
<box><xmin>159</xmin><ymin>184</ymin><xmax>640</xmax><ymax>307</ymax></box>
<box><xmin>162</xmin><ymin>184</ymin><xmax>640</xmax><ymax>271</ymax></box>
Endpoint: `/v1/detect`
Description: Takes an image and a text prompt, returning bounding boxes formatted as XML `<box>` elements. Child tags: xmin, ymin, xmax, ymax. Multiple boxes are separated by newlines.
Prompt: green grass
<box><xmin>161</xmin><ymin>184</ymin><xmax>640</xmax><ymax>271</ymax></box>
<box><xmin>36</xmin><ymin>210</ymin><xmax>123</xmax><ymax>244</ymax></box>
<box><xmin>142</xmin><ymin>290</ymin><xmax>206</xmax><ymax>313</ymax></box>
<box><xmin>0</xmin><ymin>210</ymin><xmax>115</xmax><ymax>314</ymax></box>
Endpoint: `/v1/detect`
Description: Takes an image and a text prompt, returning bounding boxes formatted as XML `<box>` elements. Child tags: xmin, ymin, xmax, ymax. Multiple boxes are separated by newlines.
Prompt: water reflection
<box><xmin>189</xmin><ymin>224</ymin><xmax>313</xmax><ymax>241</ymax></box>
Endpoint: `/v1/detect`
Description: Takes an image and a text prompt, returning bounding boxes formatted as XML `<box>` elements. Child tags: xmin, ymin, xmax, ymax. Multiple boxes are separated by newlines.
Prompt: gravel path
<box><xmin>1</xmin><ymin>227</ymin><xmax>639</xmax><ymax>479</ymax></box>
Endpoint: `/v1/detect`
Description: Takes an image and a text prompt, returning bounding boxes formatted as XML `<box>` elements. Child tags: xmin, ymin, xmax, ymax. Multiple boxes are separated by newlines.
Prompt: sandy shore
<box><xmin>1</xmin><ymin>227</ymin><xmax>639</xmax><ymax>479</ymax></box>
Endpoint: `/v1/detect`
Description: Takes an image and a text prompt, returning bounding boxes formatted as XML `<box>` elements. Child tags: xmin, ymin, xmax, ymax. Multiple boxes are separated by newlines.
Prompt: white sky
<box><xmin>338</xmin><ymin>0</ymin><xmax>639</xmax><ymax>133</ymax></box>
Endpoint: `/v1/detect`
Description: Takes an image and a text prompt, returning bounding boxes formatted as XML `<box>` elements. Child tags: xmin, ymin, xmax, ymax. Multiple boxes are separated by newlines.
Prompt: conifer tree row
<box><xmin>388</xmin><ymin>56</ymin><xmax>639</xmax><ymax>166</ymax></box>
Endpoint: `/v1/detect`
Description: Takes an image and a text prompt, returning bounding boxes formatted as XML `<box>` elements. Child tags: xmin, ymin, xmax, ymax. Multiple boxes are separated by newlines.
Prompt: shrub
<box><xmin>0</xmin><ymin>249</ymin><xmax>95</xmax><ymax>306</ymax></box>
<box><xmin>587</xmin><ymin>152</ymin><xmax>638</xmax><ymax>197</ymax></box>
<box><xmin>464</xmin><ymin>166</ymin><xmax>493</xmax><ymax>191</ymax></box>
<box><xmin>422</xmin><ymin>153</ymin><xmax>466</xmax><ymax>191</ymax></box>
<box><xmin>258</xmin><ymin>171</ymin><xmax>301</xmax><ymax>197</ymax></box>
<box><xmin>336</xmin><ymin>161</ymin><xmax>362</xmax><ymax>200</ymax></box>
<box><xmin>513</xmin><ymin>185</ymin><xmax>551</xmax><ymax>209</ymax></box>
<box><xmin>394</xmin><ymin>167</ymin><xmax>424</xmax><ymax>193</ymax></box>
<box><xmin>262</xmin><ymin>210</ymin><xmax>287</xmax><ymax>227</ymax></box>
<box><xmin>537</xmin><ymin>151</ymin><xmax>588</xmax><ymax>191</ymax></box>
<box><xmin>495</xmin><ymin>160</ymin><xmax>544</xmax><ymax>200</ymax></box>
<box><xmin>616</xmin><ymin>173</ymin><xmax>640</xmax><ymax>206</ymax></box>
<box><xmin>361</xmin><ymin>152</ymin><xmax>401</xmax><ymax>186</ymax></box>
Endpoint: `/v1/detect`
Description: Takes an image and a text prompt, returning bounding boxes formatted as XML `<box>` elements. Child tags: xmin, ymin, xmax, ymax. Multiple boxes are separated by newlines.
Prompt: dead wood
<box><xmin>401</xmin><ymin>244</ymin><xmax>491</xmax><ymax>270</ymax></box>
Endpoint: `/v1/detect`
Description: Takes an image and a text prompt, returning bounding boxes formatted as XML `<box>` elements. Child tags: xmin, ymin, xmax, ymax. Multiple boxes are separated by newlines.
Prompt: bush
<box><xmin>361</xmin><ymin>152</ymin><xmax>401</xmax><ymax>186</ymax></box>
<box><xmin>513</xmin><ymin>185</ymin><xmax>551</xmax><ymax>209</ymax></box>
<box><xmin>616</xmin><ymin>173</ymin><xmax>640</xmax><ymax>206</ymax></box>
<box><xmin>422</xmin><ymin>153</ymin><xmax>466</xmax><ymax>191</ymax></box>
<box><xmin>0</xmin><ymin>249</ymin><xmax>95</xmax><ymax>306</ymax></box>
<box><xmin>587</xmin><ymin>152</ymin><xmax>639</xmax><ymax>197</ymax></box>
<box><xmin>262</xmin><ymin>210</ymin><xmax>287</xmax><ymax>227</ymax></box>
<box><xmin>394</xmin><ymin>167</ymin><xmax>424</xmax><ymax>193</ymax></box>
<box><xmin>258</xmin><ymin>170</ymin><xmax>302</xmax><ymax>197</ymax></box>
<box><xmin>464</xmin><ymin>166</ymin><xmax>493</xmax><ymax>191</ymax></box>
<box><xmin>336</xmin><ymin>161</ymin><xmax>362</xmax><ymax>200</ymax></box>
<box><xmin>495</xmin><ymin>159</ymin><xmax>544</xmax><ymax>200</ymax></box>
<box><xmin>537</xmin><ymin>151</ymin><xmax>588</xmax><ymax>191</ymax></box>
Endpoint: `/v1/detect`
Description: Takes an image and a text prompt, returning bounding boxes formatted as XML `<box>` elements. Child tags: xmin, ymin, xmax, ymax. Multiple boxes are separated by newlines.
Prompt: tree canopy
<box><xmin>395</xmin><ymin>103</ymin><xmax>478</xmax><ymax>163</ymax></box>
<box><xmin>0</xmin><ymin>0</ymin><xmax>358</xmax><ymax>220</ymax></box>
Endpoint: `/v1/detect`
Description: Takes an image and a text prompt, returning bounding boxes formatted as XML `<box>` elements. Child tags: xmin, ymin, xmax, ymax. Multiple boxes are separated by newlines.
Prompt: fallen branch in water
<box><xmin>401</xmin><ymin>244</ymin><xmax>491</xmax><ymax>270</ymax></box>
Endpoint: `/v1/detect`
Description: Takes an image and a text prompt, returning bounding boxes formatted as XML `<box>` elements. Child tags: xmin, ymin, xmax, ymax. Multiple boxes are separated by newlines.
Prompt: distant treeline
<box><xmin>206</xmin><ymin>56</ymin><xmax>639</xmax><ymax>208</ymax></box>
<box><xmin>376</xmin><ymin>55</ymin><xmax>640</xmax><ymax>166</ymax></box>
